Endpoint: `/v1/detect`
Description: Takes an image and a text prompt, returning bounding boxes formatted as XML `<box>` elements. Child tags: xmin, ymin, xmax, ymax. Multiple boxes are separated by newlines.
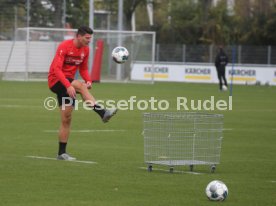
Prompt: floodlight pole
<box><xmin>230</xmin><ymin>45</ymin><xmax>236</xmax><ymax>97</ymax></box>
<box><xmin>14</xmin><ymin>5</ymin><xmax>18</xmax><ymax>39</ymax></box>
<box><xmin>89</xmin><ymin>0</ymin><xmax>94</xmax><ymax>73</ymax></box>
<box><xmin>118</xmin><ymin>0</ymin><xmax>123</xmax><ymax>33</ymax></box>
<box><xmin>116</xmin><ymin>0</ymin><xmax>123</xmax><ymax>81</ymax></box>
<box><xmin>26</xmin><ymin>0</ymin><xmax>30</xmax><ymax>28</ymax></box>
<box><xmin>62</xmin><ymin>0</ymin><xmax>66</xmax><ymax>27</ymax></box>
<box><xmin>25</xmin><ymin>0</ymin><xmax>30</xmax><ymax>80</ymax></box>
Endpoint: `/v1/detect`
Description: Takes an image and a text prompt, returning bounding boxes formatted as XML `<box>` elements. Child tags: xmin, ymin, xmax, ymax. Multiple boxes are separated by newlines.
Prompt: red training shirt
<box><xmin>48</xmin><ymin>39</ymin><xmax>91</xmax><ymax>88</ymax></box>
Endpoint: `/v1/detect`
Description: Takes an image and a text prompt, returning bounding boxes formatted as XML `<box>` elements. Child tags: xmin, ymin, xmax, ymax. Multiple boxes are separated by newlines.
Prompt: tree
<box><xmin>0</xmin><ymin>0</ymin><xmax>25</xmax><ymax>39</ymax></box>
<box><xmin>201</xmin><ymin>1</ymin><xmax>234</xmax><ymax>44</ymax></box>
<box><xmin>100</xmin><ymin>0</ymin><xmax>145</xmax><ymax>30</ymax></box>
<box><xmin>29</xmin><ymin>0</ymin><xmax>55</xmax><ymax>27</ymax></box>
<box><xmin>151</xmin><ymin>0</ymin><xmax>203</xmax><ymax>44</ymax></box>
<box><xmin>264</xmin><ymin>6</ymin><xmax>276</xmax><ymax>44</ymax></box>
<box><xmin>51</xmin><ymin>0</ymin><xmax>63</xmax><ymax>28</ymax></box>
<box><xmin>66</xmin><ymin>0</ymin><xmax>89</xmax><ymax>28</ymax></box>
<box><xmin>2</xmin><ymin>0</ymin><xmax>276</xmax><ymax>45</ymax></box>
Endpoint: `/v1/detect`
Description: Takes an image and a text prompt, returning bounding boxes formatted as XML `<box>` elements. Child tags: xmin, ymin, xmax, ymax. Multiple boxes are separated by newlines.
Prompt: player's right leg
<box><xmin>222</xmin><ymin>68</ymin><xmax>228</xmax><ymax>87</ymax></box>
<box><xmin>71</xmin><ymin>80</ymin><xmax>117</xmax><ymax>123</ymax></box>
<box><xmin>57</xmin><ymin>105</ymin><xmax>76</xmax><ymax>161</ymax></box>
<box><xmin>50</xmin><ymin>78</ymin><xmax>76</xmax><ymax>160</ymax></box>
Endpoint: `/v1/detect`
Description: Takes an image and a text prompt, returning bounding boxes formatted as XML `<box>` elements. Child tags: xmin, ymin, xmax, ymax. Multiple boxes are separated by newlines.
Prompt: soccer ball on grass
<box><xmin>222</xmin><ymin>85</ymin><xmax>228</xmax><ymax>91</ymax></box>
<box><xmin>205</xmin><ymin>180</ymin><xmax>228</xmax><ymax>201</ymax></box>
<box><xmin>112</xmin><ymin>46</ymin><xmax>129</xmax><ymax>64</ymax></box>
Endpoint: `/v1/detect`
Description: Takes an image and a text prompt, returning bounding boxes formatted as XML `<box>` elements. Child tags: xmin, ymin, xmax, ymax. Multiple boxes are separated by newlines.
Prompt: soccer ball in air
<box><xmin>205</xmin><ymin>180</ymin><xmax>228</xmax><ymax>201</ymax></box>
<box><xmin>112</xmin><ymin>46</ymin><xmax>129</xmax><ymax>64</ymax></box>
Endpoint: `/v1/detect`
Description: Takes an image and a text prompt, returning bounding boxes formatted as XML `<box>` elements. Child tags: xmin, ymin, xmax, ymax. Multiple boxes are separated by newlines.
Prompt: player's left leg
<box><xmin>222</xmin><ymin>68</ymin><xmax>228</xmax><ymax>87</ymax></box>
<box><xmin>71</xmin><ymin>80</ymin><xmax>96</xmax><ymax>106</ymax></box>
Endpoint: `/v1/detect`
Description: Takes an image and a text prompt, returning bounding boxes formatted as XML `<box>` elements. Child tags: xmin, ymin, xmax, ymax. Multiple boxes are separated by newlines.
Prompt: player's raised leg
<box><xmin>71</xmin><ymin>80</ymin><xmax>117</xmax><ymax>123</ymax></box>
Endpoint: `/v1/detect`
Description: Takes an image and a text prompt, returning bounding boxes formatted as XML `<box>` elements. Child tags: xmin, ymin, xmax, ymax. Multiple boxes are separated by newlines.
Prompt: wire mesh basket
<box><xmin>143</xmin><ymin>112</ymin><xmax>224</xmax><ymax>173</ymax></box>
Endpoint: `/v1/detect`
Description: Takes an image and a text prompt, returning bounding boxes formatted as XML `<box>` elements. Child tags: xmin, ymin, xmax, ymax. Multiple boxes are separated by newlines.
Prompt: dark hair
<box><xmin>77</xmin><ymin>26</ymin><xmax>93</xmax><ymax>36</ymax></box>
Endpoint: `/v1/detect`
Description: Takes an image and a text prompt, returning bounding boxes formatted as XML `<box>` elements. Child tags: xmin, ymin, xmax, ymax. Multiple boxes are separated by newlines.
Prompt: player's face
<box><xmin>78</xmin><ymin>34</ymin><xmax>92</xmax><ymax>47</ymax></box>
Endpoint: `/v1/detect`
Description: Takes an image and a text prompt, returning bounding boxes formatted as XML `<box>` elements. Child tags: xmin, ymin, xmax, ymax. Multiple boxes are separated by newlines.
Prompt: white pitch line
<box><xmin>139</xmin><ymin>167</ymin><xmax>202</xmax><ymax>175</ymax></box>
<box><xmin>223</xmin><ymin>128</ymin><xmax>233</xmax><ymax>131</ymax></box>
<box><xmin>43</xmin><ymin>129</ymin><xmax>126</xmax><ymax>133</ymax></box>
<box><xmin>270</xmin><ymin>180</ymin><xmax>276</xmax><ymax>183</ymax></box>
<box><xmin>0</xmin><ymin>105</ymin><xmax>41</xmax><ymax>108</ymax></box>
<box><xmin>25</xmin><ymin>155</ymin><xmax>97</xmax><ymax>164</ymax></box>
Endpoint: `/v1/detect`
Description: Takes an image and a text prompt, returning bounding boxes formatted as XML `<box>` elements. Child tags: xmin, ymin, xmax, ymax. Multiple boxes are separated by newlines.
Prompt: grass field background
<box><xmin>0</xmin><ymin>81</ymin><xmax>275</xmax><ymax>206</ymax></box>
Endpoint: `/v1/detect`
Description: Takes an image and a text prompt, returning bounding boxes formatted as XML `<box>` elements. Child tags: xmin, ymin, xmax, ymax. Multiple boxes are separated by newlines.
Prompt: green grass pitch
<box><xmin>0</xmin><ymin>80</ymin><xmax>275</xmax><ymax>206</ymax></box>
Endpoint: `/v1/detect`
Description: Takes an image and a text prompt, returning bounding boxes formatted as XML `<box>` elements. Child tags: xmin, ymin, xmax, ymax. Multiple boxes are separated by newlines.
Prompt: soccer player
<box><xmin>215</xmin><ymin>46</ymin><xmax>228</xmax><ymax>91</ymax></box>
<box><xmin>48</xmin><ymin>26</ymin><xmax>117</xmax><ymax>161</ymax></box>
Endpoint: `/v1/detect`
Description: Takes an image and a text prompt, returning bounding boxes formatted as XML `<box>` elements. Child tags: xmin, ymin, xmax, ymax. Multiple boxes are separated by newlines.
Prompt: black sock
<box><xmin>58</xmin><ymin>142</ymin><xmax>67</xmax><ymax>155</ymax></box>
<box><xmin>93</xmin><ymin>104</ymin><xmax>106</xmax><ymax>118</ymax></box>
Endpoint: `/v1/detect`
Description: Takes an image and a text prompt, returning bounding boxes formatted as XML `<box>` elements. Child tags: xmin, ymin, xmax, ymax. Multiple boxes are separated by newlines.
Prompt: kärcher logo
<box><xmin>185</xmin><ymin>68</ymin><xmax>210</xmax><ymax>75</ymax></box>
<box><xmin>144</xmin><ymin>66</ymin><xmax>168</xmax><ymax>73</ymax></box>
<box><xmin>229</xmin><ymin>69</ymin><xmax>256</xmax><ymax>76</ymax></box>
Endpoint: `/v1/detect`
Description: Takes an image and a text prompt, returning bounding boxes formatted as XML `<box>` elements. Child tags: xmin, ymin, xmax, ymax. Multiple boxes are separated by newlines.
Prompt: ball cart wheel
<box><xmin>211</xmin><ymin>165</ymin><xmax>216</xmax><ymax>173</ymax></box>
<box><xmin>147</xmin><ymin>164</ymin><xmax>153</xmax><ymax>172</ymax></box>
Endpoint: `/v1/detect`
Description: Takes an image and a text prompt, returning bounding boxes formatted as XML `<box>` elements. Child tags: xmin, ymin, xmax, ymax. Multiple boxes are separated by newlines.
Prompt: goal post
<box><xmin>1</xmin><ymin>27</ymin><xmax>156</xmax><ymax>83</ymax></box>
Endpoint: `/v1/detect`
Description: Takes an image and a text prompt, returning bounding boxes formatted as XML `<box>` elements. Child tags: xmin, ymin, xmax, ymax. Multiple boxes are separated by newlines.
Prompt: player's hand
<box><xmin>67</xmin><ymin>86</ymin><xmax>76</xmax><ymax>99</ymax></box>
<box><xmin>86</xmin><ymin>81</ymin><xmax>92</xmax><ymax>89</ymax></box>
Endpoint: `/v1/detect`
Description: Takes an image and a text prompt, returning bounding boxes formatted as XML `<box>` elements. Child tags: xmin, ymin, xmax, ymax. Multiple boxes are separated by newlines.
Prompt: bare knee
<box><xmin>71</xmin><ymin>80</ymin><xmax>87</xmax><ymax>94</ymax></box>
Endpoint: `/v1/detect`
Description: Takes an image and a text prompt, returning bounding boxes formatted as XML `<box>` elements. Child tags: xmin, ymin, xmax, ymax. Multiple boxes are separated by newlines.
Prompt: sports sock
<box><xmin>93</xmin><ymin>104</ymin><xmax>106</xmax><ymax>118</ymax></box>
<box><xmin>58</xmin><ymin>142</ymin><xmax>67</xmax><ymax>155</ymax></box>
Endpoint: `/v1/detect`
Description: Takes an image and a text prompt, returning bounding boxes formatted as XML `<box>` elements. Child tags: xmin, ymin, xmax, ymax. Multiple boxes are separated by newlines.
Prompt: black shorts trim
<box><xmin>50</xmin><ymin>78</ymin><xmax>75</xmax><ymax>106</ymax></box>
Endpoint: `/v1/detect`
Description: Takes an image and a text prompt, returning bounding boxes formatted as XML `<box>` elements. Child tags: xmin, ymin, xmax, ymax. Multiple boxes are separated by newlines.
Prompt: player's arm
<box><xmin>79</xmin><ymin>49</ymin><xmax>92</xmax><ymax>89</ymax></box>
